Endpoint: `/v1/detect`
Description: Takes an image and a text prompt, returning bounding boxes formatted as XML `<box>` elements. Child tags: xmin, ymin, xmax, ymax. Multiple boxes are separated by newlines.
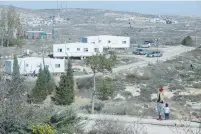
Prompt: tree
<box><xmin>53</xmin><ymin>58</ymin><xmax>75</xmax><ymax>105</ymax></box>
<box><xmin>181</xmin><ymin>36</ymin><xmax>194</xmax><ymax>46</ymax></box>
<box><xmin>31</xmin><ymin>65</ymin><xmax>55</xmax><ymax>103</ymax></box>
<box><xmin>87</xmin><ymin>52</ymin><xmax>117</xmax><ymax>114</ymax></box>
<box><xmin>0</xmin><ymin>6</ymin><xmax>23</xmax><ymax>47</ymax></box>
<box><xmin>0</xmin><ymin>7</ymin><xmax>6</xmax><ymax>47</ymax></box>
<box><xmin>97</xmin><ymin>77</ymin><xmax>114</xmax><ymax>101</ymax></box>
<box><xmin>0</xmin><ymin>74</ymin><xmax>30</xmax><ymax>133</ymax></box>
<box><xmin>12</xmin><ymin>55</ymin><xmax>20</xmax><ymax>81</ymax></box>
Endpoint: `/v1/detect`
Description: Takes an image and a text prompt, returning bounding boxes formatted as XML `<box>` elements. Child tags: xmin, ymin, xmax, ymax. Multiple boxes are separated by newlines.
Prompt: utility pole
<box><xmin>195</xmin><ymin>26</ymin><xmax>197</xmax><ymax>47</ymax></box>
<box><xmin>156</xmin><ymin>38</ymin><xmax>159</xmax><ymax>63</ymax></box>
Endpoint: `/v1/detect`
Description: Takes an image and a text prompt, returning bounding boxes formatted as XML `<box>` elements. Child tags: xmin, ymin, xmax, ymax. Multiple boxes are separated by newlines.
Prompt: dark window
<box><xmin>84</xmin><ymin>48</ymin><xmax>88</xmax><ymax>52</ymax></box>
<box><xmin>55</xmin><ymin>64</ymin><xmax>60</xmax><ymax>68</ymax></box>
<box><xmin>57</xmin><ymin>48</ymin><xmax>62</xmax><ymax>52</ymax></box>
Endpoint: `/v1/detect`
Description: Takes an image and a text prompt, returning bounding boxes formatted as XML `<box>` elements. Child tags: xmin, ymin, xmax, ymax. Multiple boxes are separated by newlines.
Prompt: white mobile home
<box><xmin>53</xmin><ymin>42</ymin><xmax>103</xmax><ymax>59</ymax></box>
<box><xmin>5</xmin><ymin>57</ymin><xmax>65</xmax><ymax>75</ymax></box>
<box><xmin>80</xmin><ymin>35</ymin><xmax>130</xmax><ymax>49</ymax></box>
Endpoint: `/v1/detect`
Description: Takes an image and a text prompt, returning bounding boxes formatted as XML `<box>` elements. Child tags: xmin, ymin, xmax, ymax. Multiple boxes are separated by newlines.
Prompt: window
<box><xmin>108</xmin><ymin>40</ymin><xmax>111</xmax><ymax>43</ymax></box>
<box><xmin>92</xmin><ymin>42</ymin><xmax>95</xmax><ymax>44</ymax></box>
<box><xmin>98</xmin><ymin>40</ymin><xmax>101</xmax><ymax>43</ymax></box>
<box><xmin>94</xmin><ymin>48</ymin><xmax>99</xmax><ymax>52</ymax></box>
<box><xmin>67</xmin><ymin>48</ymin><xmax>70</xmax><ymax>51</ymax></box>
<box><xmin>84</xmin><ymin>48</ymin><xmax>88</xmax><ymax>52</ymax></box>
<box><xmin>55</xmin><ymin>64</ymin><xmax>60</xmax><ymax>68</ymax></box>
<box><xmin>25</xmin><ymin>64</ymin><xmax>29</xmax><ymax>67</ymax></box>
<box><xmin>77</xmin><ymin>48</ymin><xmax>80</xmax><ymax>51</ymax></box>
<box><xmin>122</xmin><ymin>41</ymin><xmax>127</xmax><ymax>44</ymax></box>
<box><xmin>57</xmin><ymin>48</ymin><xmax>62</xmax><ymax>52</ymax></box>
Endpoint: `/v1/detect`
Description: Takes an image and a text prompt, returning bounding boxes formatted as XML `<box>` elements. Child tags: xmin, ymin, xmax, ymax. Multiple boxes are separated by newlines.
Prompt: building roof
<box><xmin>6</xmin><ymin>57</ymin><xmax>64</xmax><ymax>62</ymax></box>
<box><xmin>25</xmin><ymin>31</ymin><xmax>45</xmax><ymax>33</ymax></box>
<box><xmin>53</xmin><ymin>42</ymin><xmax>102</xmax><ymax>47</ymax></box>
<box><xmin>82</xmin><ymin>35</ymin><xmax>130</xmax><ymax>38</ymax></box>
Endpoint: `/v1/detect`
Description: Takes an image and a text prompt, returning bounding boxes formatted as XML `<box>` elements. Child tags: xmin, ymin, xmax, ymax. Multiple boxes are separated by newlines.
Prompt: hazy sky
<box><xmin>0</xmin><ymin>1</ymin><xmax>201</xmax><ymax>16</ymax></box>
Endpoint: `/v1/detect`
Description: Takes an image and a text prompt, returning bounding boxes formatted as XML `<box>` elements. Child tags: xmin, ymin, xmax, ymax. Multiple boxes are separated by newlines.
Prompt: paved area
<box><xmin>79</xmin><ymin>113</ymin><xmax>201</xmax><ymax>134</ymax></box>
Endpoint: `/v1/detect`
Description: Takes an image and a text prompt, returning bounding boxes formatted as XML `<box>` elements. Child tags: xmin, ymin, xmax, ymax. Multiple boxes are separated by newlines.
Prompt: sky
<box><xmin>0</xmin><ymin>1</ymin><xmax>201</xmax><ymax>16</ymax></box>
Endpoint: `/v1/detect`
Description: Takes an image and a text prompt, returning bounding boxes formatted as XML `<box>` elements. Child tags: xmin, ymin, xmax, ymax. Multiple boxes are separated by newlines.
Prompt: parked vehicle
<box><xmin>146</xmin><ymin>51</ymin><xmax>162</xmax><ymax>57</ymax></box>
<box><xmin>138</xmin><ymin>44</ymin><xmax>150</xmax><ymax>48</ymax></box>
<box><xmin>133</xmin><ymin>49</ymin><xmax>148</xmax><ymax>55</ymax></box>
<box><xmin>144</xmin><ymin>40</ymin><xmax>159</xmax><ymax>47</ymax></box>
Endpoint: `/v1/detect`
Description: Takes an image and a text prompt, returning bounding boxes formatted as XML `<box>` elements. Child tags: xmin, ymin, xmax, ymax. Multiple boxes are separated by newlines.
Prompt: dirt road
<box><xmin>54</xmin><ymin>45</ymin><xmax>195</xmax><ymax>82</ymax></box>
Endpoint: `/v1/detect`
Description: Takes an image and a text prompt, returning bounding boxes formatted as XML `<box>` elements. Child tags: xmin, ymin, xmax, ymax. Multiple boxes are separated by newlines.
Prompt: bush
<box><xmin>89</xmin><ymin>119</ymin><xmax>147</xmax><ymax>134</ymax></box>
<box><xmin>76</xmin><ymin>77</ymin><xmax>93</xmax><ymax>90</ymax></box>
<box><xmin>101</xmin><ymin>102</ymin><xmax>144</xmax><ymax>116</ymax></box>
<box><xmin>192</xmin><ymin>83</ymin><xmax>201</xmax><ymax>89</ymax></box>
<box><xmin>97</xmin><ymin>77</ymin><xmax>114</xmax><ymax>100</ymax></box>
<box><xmin>181</xmin><ymin>36</ymin><xmax>194</xmax><ymax>46</ymax></box>
<box><xmin>139</xmin><ymin>87</ymin><xmax>151</xmax><ymax>102</ymax></box>
<box><xmin>81</xmin><ymin>101</ymin><xmax>105</xmax><ymax>113</ymax></box>
<box><xmin>50</xmin><ymin>108</ymin><xmax>84</xmax><ymax>134</ymax></box>
<box><xmin>31</xmin><ymin>123</ymin><xmax>55</xmax><ymax>134</ymax></box>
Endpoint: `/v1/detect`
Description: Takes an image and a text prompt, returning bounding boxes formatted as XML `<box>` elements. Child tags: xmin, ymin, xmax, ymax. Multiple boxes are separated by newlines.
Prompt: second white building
<box><xmin>80</xmin><ymin>35</ymin><xmax>130</xmax><ymax>49</ymax></box>
<box><xmin>53</xmin><ymin>42</ymin><xmax>103</xmax><ymax>59</ymax></box>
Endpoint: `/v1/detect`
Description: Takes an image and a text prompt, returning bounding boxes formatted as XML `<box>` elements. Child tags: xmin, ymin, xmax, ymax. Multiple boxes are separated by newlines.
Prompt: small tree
<box><xmin>31</xmin><ymin>67</ymin><xmax>48</xmax><ymax>103</ymax></box>
<box><xmin>87</xmin><ymin>51</ymin><xmax>117</xmax><ymax>114</ymax></box>
<box><xmin>12</xmin><ymin>55</ymin><xmax>20</xmax><ymax>81</ymax></box>
<box><xmin>97</xmin><ymin>77</ymin><xmax>114</xmax><ymax>100</ymax></box>
<box><xmin>53</xmin><ymin>58</ymin><xmax>75</xmax><ymax>105</ymax></box>
<box><xmin>31</xmin><ymin>64</ymin><xmax>55</xmax><ymax>103</ymax></box>
<box><xmin>181</xmin><ymin>36</ymin><xmax>194</xmax><ymax>46</ymax></box>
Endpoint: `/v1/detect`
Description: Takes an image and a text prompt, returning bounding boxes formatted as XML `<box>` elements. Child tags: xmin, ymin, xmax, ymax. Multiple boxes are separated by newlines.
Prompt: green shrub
<box><xmin>97</xmin><ymin>77</ymin><xmax>114</xmax><ymax>100</ymax></box>
<box><xmin>181</xmin><ymin>36</ymin><xmax>194</xmax><ymax>46</ymax></box>
<box><xmin>31</xmin><ymin>123</ymin><xmax>55</xmax><ymax>134</ymax></box>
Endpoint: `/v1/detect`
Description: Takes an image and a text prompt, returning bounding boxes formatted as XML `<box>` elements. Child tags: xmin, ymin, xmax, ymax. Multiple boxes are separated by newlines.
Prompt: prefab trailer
<box><xmin>5</xmin><ymin>57</ymin><xmax>65</xmax><ymax>75</ymax></box>
<box><xmin>81</xmin><ymin>35</ymin><xmax>130</xmax><ymax>49</ymax></box>
<box><xmin>53</xmin><ymin>42</ymin><xmax>103</xmax><ymax>59</ymax></box>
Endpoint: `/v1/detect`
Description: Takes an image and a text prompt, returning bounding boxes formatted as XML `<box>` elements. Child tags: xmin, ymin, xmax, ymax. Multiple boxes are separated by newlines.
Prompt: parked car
<box><xmin>146</xmin><ymin>51</ymin><xmax>162</xmax><ymax>57</ymax></box>
<box><xmin>133</xmin><ymin>49</ymin><xmax>148</xmax><ymax>55</ymax></box>
<box><xmin>138</xmin><ymin>43</ymin><xmax>150</xmax><ymax>48</ymax></box>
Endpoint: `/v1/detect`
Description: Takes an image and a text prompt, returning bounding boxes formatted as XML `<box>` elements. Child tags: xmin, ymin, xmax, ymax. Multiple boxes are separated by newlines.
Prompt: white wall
<box><xmin>53</xmin><ymin>42</ymin><xmax>103</xmax><ymax>58</ymax></box>
<box><xmin>82</xmin><ymin>35</ymin><xmax>130</xmax><ymax>49</ymax></box>
<box><xmin>5</xmin><ymin>57</ymin><xmax>65</xmax><ymax>75</ymax></box>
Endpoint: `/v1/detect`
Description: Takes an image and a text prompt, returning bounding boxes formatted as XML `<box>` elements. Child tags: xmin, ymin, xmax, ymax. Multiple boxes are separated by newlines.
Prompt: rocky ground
<box><xmin>76</xmin><ymin>48</ymin><xmax>201</xmax><ymax>120</ymax></box>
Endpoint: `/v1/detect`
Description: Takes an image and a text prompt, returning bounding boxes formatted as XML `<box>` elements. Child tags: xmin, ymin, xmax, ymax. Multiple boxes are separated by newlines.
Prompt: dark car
<box><xmin>133</xmin><ymin>49</ymin><xmax>148</xmax><ymax>55</ymax></box>
<box><xmin>146</xmin><ymin>51</ymin><xmax>162</xmax><ymax>57</ymax></box>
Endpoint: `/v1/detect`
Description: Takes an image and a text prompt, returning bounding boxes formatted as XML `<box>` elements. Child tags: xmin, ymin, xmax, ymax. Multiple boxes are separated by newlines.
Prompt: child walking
<box><xmin>164</xmin><ymin>103</ymin><xmax>170</xmax><ymax>120</ymax></box>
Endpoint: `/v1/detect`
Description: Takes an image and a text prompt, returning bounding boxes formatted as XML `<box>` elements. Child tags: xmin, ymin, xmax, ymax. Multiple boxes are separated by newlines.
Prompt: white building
<box><xmin>53</xmin><ymin>42</ymin><xmax>103</xmax><ymax>59</ymax></box>
<box><xmin>80</xmin><ymin>35</ymin><xmax>130</xmax><ymax>49</ymax></box>
<box><xmin>5</xmin><ymin>57</ymin><xmax>65</xmax><ymax>75</ymax></box>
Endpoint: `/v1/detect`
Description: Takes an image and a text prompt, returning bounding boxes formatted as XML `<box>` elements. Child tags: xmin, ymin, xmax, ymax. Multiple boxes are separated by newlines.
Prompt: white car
<box><xmin>138</xmin><ymin>43</ymin><xmax>150</xmax><ymax>48</ymax></box>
